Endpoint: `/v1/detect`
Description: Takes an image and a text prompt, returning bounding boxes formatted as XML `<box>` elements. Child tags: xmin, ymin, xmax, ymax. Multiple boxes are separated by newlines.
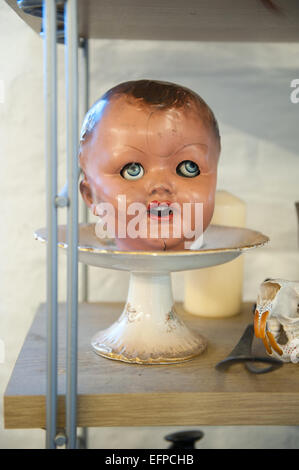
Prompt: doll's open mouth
<box><xmin>147</xmin><ymin>201</ymin><xmax>174</xmax><ymax>220</ymax></box>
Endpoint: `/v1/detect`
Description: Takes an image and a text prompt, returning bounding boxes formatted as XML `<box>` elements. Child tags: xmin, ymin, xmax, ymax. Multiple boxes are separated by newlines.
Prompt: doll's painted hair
<box><xmin>80</xmin><ymin>79</ymin><xmax>220</xmax><ymax>149</ymax></box>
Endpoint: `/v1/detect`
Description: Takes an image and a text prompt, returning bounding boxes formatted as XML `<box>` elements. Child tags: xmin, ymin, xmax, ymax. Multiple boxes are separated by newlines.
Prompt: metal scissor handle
<box><xmin>215</xmin><ymin>324</ymin><xmax>283</xmax><ymax>374</ymax></box>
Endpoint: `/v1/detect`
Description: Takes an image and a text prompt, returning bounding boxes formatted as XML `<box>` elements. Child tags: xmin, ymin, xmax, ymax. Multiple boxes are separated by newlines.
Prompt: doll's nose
<box><xmin>145</xmin><ymin>167</ymin><xmax>176</xmax><ymax>197</ymax></box>
<box><xmin>147</xmin><ymin>180</ymin><xmax>174</xmax><ymax>197</ymax></box>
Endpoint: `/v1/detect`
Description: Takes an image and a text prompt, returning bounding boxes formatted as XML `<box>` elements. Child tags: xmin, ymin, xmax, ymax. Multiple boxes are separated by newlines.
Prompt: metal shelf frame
<box><xmin>10</xmin><ymin>0</ymin><xmax>299</xmax><ymax>451</ymax></box>
<box><xmin>25</xmin><ymin>0</ymin><xmax>88</xmax><ymax>449</ymax></box>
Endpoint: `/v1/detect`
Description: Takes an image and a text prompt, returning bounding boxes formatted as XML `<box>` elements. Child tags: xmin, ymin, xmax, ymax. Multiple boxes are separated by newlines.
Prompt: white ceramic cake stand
<box><xmin>35</xmin><ymin>224</ymin><xmax>268</xmax><ymax>365</ymax></box>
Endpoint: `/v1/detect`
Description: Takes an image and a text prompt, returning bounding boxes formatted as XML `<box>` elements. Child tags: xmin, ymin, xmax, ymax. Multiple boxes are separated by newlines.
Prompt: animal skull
<box><xmin>254</xmin><ymin>279</ymin><xmax>299</xmax><ymax>363</ymax></box>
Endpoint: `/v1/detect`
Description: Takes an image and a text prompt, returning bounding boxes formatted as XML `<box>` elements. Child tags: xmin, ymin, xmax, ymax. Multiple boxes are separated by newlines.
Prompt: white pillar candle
<box><xmin>184</xmin><ymin>190</ymin><xmax>246</xmax><ymax>318</ymax></box>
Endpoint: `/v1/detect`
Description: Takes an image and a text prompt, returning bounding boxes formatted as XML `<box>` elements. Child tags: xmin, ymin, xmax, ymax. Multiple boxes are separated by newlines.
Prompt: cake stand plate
<box><xmin>35</xmin><ymin>224</ymin><xmax>268</xmax><ymax>365</ymax></box>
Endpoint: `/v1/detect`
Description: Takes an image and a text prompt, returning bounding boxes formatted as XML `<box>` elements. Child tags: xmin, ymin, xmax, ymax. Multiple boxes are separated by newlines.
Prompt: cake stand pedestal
<box><xmin>35</xmin><ymin>223</ymin><xmax>268</xmax><ymax>364</ymax></box>
<box><xmin>91</xmin><ymin>271</ymin><xmax>207</xmax><ymax>364</ymax></box>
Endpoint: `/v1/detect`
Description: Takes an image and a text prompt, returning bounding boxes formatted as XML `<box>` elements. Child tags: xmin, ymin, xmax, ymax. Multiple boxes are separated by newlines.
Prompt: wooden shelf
<box><xmin>5</xmin><ymin>0</ymin><xmax>299</xmax><ymax>42</ymax></box>
<box><xmin>4</xmin><ymin>301</ymin><xmax>299</xmax><ymax>429</ymax></box>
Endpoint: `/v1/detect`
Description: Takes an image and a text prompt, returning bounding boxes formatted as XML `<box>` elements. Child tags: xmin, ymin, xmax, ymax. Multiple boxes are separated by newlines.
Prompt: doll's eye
<box><xmin>120</xmin><ymin>162</ymin><xmax>144</xmax><ymax>180</ymax></box>
<box><xmin>176</xmin><ymin>160</ymin><xmax>200</xmax><ymax>178</ymax></box>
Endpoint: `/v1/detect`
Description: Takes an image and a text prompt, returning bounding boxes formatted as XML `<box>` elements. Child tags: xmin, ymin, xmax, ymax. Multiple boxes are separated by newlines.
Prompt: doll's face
<box><xmin>80</xmin><ymin>96</ymin><xmax>219</xmax><ymax>251</ymax></box>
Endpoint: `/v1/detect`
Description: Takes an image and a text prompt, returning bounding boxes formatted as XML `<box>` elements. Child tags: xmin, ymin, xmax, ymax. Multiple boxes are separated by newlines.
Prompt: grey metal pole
<box><xmin>81</xmin><ymin>38</ymin><xmax>89</xmax><ymax>303</ymax></box>
<box><xmin>80</xmin><ymin>37</ymin><xmax>89</xmax><ymax>450</ymax></box>
<box><xmin>43</xmin><ymin>0</ymin><xmax>58</xmax><ymax>450</ymax></box>
<box><xmin>65</xmin><ymin>0</ymin><xmax>79</xmax><ymax>449</ymax></box>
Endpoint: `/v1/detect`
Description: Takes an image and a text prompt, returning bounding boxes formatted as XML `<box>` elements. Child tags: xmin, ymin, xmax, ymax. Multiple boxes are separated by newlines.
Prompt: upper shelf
<box><xmin>6</xmin><ymin>0</ymin><xmax>299</xmax><ymax>42</ymax></box>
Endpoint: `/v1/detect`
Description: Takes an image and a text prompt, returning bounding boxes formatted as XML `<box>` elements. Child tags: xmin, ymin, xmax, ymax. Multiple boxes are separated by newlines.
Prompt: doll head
<box><xmin>79</xmin><ymin>80</ymin><xmax>221</xmax><ymax>251</ymax></box>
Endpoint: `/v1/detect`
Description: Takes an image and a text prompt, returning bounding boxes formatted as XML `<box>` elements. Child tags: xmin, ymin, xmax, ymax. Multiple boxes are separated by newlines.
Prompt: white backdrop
<box><xmin>0</xmin><ymin>1</ymin><xmax>299</xmax><ymax>448</ymax></box>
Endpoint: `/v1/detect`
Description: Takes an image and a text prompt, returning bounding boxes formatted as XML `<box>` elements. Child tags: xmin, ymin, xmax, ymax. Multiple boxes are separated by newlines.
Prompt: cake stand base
<box><xmin>91</xmin><ymin>272</ymin><xmax>207</xmax><ymax>364</ymax></box>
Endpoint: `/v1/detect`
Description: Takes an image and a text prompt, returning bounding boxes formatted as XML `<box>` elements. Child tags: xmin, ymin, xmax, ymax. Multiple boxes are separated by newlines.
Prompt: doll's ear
<box><xmin>80</xmin><ymin>177</ymin><xmax>93</xmax><ymax>207</ymax></box>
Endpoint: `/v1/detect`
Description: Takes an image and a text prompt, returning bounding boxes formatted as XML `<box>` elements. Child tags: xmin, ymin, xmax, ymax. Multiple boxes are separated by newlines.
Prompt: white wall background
<box><xmin>0</xmin><ymin>2</ymin><xmax>299</xmax><ymax>448</ymax></box>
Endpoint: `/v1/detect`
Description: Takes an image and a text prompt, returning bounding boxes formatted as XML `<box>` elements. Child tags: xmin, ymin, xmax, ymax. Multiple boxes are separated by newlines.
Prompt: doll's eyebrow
<box><xmin>124</xmin><ymin>144</ymin><xmax>146</xmax><ymax>154</ymax></box>
<box><xmin>122</xmin><ymin>142</ymin><xmax>208</xmax><ymax>158</ymax></box>
<box><xmin>177</xmin><ymin>142</ymin><xmax>208</xmax><ymax>153</ymax></box>
<box><xmin>173</xmin><ymin>143</ymin><xmax>210</xmax><ymax>163</ymax></box>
